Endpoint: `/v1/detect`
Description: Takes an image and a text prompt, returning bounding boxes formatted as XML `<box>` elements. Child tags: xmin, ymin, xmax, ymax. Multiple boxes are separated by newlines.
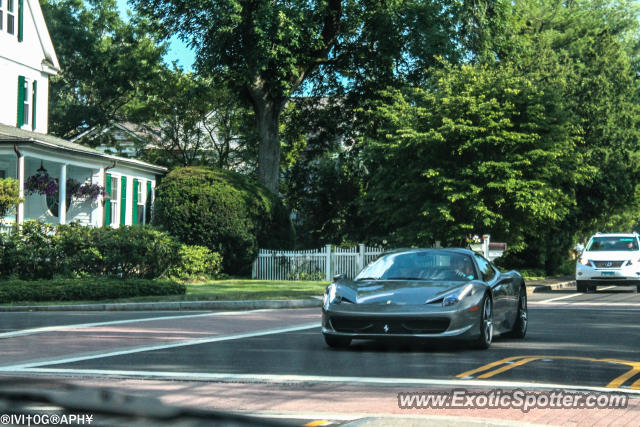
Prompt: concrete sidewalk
<box><xmin>0</xmin><ymin>298</ymin><xmax>322</xmax><ymax>312</ymax></box>
<box><xmin>525</xmin><ymin>277</ymin><xmax>575</xmax><ymax>294</ymax></box>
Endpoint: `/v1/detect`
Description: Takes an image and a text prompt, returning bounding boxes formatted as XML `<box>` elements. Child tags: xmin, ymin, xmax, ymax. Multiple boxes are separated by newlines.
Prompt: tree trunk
<box><xmin>254</xmin><ymin>99</ymin><xmax>283</xmax><ymax>194</ymax></box>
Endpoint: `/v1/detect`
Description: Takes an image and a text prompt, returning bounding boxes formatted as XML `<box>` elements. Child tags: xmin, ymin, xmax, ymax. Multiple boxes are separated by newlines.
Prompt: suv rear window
<box><xmin>586</xmin><ymin>236</ymin><xmax>639</xmax><ymax>251</ymax></box>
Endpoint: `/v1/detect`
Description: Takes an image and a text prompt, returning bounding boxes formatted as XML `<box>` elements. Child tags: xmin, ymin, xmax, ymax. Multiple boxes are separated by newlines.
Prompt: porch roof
<box><xmin>0</xmin><ymin>123</ymin><xmax>168</xmax><ymax>174</ymax></box>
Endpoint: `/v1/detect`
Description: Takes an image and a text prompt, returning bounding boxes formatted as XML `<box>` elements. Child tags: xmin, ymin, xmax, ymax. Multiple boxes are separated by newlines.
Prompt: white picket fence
<box><xmin>251</xmin><ymin>244</ymin><xmax>385</xmax><ymax>281</ymax></box>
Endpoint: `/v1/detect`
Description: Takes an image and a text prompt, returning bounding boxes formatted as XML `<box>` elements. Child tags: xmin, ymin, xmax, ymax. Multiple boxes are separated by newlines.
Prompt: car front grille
<box><xmin>330</xmin><ymin>316</ymin><xmax>450</xmax><ymax>334</ymax></box>
<box><xmin>592</xmin><ymin>260</ymin><xmax>626</xmax><ymax>269</ymax></box>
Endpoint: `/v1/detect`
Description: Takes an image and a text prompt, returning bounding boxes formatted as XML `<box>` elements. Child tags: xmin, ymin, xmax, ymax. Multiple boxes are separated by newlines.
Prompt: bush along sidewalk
<box><xmin>0</xmin><ymin>221</ymin><xmax>222</xmax><ymax>281</ymax></box>
<box><xmin>0</xmin><ymin>278</ymin><xmax>186</xmax><ymax>304</ymax></box>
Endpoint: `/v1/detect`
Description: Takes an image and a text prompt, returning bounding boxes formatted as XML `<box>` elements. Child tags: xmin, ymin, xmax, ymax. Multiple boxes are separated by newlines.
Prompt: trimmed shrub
<box><xmin>0</xmin><ymin>278</ymin><xmax>185</xmax><ymax>304</ymax></box>
<box><xmin>56</xmin><ymin>224</ymin><xmax>180</xmax><ymax>279</ymax></box>
<box><xmin>0</xmin><ymin>221</ymin><xmax>59</xmax><ymax>280</ymax></box>
<box><xmin>0</xmin><ymin>221</ymin><xmax>222</xmax><ymax>280</ymax></box>
<box><xmin>153</xmin><ymin>167</ymin><xmax>294</xmax><ymax>274</ymax></box>
<box><xmin>168</xmin><ymin>244</ymin><xmax>223</xmax><ymax>280</ymax></box>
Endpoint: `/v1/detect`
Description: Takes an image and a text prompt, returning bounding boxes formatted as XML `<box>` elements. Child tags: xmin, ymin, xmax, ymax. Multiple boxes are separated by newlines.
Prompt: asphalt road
<box><xmin>0</xmin><ymin>311</ymin><xmax>210</xmax><ymax>333</ymax></box>
<box><xmin>0</xmin><ymin>286</ymin><xmax>638</xmax><ymax>388</ymax></box>
<box><xmin>1</xmin><ymin>286</ymin><xmax>639</xmax><ymax>425</ymax></box>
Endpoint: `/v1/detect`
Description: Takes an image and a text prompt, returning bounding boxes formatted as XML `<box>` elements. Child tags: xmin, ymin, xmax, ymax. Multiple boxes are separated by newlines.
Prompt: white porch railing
<box><xmin>251</xmin><ymin>244</ymin><xmax>385</xmax><ymax>281</ymax></box>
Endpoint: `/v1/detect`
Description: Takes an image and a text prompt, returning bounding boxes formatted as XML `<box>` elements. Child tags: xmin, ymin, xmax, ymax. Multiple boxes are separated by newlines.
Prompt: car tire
<box><xmin>472</xmin><ymin>294</ymin><xmax>493</xmax><ymax>350</ymax></box>
<box><xmin>506</xmin><ymin>286</ymin><xmax>527</xmax><ymax>339</ymax></box>
<box><xmin>324</xmin><ymin>334</ymin><xmax>351</xmax><ymax>349</ymax></box>
<box><xmin>576</xmin><ymin>280</ymin><xmax>587</xmax><ymax>292</ymax></box>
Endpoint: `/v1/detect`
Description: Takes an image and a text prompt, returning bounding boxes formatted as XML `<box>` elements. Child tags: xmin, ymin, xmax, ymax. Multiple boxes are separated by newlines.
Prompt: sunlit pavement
<box><xmin>1</xmin><ymin>285</ymin><xmax>639</xmax><ymax>426</ymax></box>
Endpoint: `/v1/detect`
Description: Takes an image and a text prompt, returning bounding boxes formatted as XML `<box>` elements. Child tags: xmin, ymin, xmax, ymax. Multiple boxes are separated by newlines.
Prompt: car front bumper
<box><xmin>322</xmin><ymin>302</ymin><xmax>480</xmax><ymax>340</ymax></box>
<box><xmin>576</xmin><ymin>262</ymin><xmax>640</xmax><ymax>285</ymax></box>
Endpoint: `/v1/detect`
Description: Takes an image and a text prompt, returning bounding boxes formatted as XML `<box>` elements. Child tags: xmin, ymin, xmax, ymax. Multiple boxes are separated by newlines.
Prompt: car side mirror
<box><xmin>333</xmin><ymin>274</ymin><xmax>346</xmax><ymax>282</ymax></box>
<box><xmin>575</xmin><ymin>244</ymin><xmax>584</xmax><ymax>253</ymax></box>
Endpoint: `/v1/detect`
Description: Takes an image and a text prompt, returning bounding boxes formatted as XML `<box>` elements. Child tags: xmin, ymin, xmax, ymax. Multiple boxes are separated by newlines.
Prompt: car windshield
<box><xmin>586</xmin><ymin>236</ymin><xmax>639</xmax><ymax>251</ymax></box>
<box><xmin>354</xmin><ymin>251</ymin><xmax>477</xmax><ymax>281</ymax></box>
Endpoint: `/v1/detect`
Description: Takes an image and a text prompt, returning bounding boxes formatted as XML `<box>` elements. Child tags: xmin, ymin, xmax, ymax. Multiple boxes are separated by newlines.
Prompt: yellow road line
<box><xmin>477</xmin><ymin>357</ymin><xmax>542</xmax><ymax>379</ymax></box>
<box><xmin>456</xmin><ymin>356</ymin><xmax>528</xmax><ymax>378</ymax></box>
<box><xmin>607</xmin><ymin>368</ymin><xmax>640</xmax><ymax>389</ymax></box>
<box><xmin>458</xmin><ymin>355</ymin><xmax>640</xmax><ymax>388</ymax></box>
<box><xmin>304</xmin><ymin>421</ymin><xmax>332</xmax><ymax>427</ymax></box>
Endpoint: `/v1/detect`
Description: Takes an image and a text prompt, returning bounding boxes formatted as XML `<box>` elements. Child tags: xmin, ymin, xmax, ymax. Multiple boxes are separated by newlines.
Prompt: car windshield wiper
<box><xmin>356</xmin><ymin>277</ymin><xmax>379</xmax><ymax>281</ymax></box>
<box><xmin>384</xmin><ymin>277</ymin><xmax>425</xmax><ymax>280</ymax></box>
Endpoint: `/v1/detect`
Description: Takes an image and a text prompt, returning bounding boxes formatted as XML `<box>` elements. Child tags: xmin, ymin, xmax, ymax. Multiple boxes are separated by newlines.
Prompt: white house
<box><xmin>0</xmin><ymin>0</ymin><xmax>166</xmax><ymax>228</ymax></box>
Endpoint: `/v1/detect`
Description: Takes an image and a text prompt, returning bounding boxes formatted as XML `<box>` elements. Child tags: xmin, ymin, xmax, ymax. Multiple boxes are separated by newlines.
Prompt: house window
<box><xmin>110</xmin><ymin>176</ymin><xmax>119</xmax><ymax>226</ymax></box>
<box><xmin>6</xmin><ymin>0</ymin><xmax>14</xmax><ymax>35</ymax></box>
<box><xmin>137</xmin><ymin>180</ymin><xmax>146</xmax><ymax>225</ymax></box>
<box><xmin>22</xmin><ymin>78</ymin><xmax>30</xmax><ymax>127</ymax></box>
<box><xmin>0</xmin><ymin>170</ymin><xmax>5</xmax><ymax>179</ymax></box>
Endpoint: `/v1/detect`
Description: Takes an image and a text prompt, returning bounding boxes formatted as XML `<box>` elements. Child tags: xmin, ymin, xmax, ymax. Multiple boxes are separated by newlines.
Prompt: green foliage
<box><xmin>153</xmin><ymin>167</ymin><xmax>294</xmax><ymax>274</ymax></box>
<box><xmin>0</xmin><ymin>178</ymin><xmax>23</xmax><ymax>223</ymax></box>
<box><xmin>168</xmin><ymin>244</ymin><xmax>223</xmax><ymax>280</ymax></box>
<box><xmin>136</xmin><ymin>67</ymin><xmax>257</xmax><ymax>169</ymax></box>
<box><xmin>55</xmin><ymin>224</ymin><xmax>181</xmax><ymax>279</ymax></box>
<box><xmin>0</xmin><ymin>222</ymin><xmax>59</xmax><ymax>280</ymax></box>
<box><xmin>0</xmin><ymin>278</ymin><xmax>185</xmax><ymax>304</ymax></box>
<box><xmin>0</xmin><ymin>221</ymin><xmax>221</xmax><ymax>280</ymax></box>
<box><xmin>359</xmin><ymin>61</ymin><xmax>584</xmax><ymax>250</ymax></box>
<box><xmin>41</xmin><ymin>0</ymin><xmax>167</xmax><ymax>138</ymax></box>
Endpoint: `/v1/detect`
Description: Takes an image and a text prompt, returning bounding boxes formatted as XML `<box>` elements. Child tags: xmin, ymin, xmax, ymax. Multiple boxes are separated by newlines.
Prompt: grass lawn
<box><xmin>1</xmin><ymin>279</ymin><xmax>330</xmax><ymax>306</ymax></box>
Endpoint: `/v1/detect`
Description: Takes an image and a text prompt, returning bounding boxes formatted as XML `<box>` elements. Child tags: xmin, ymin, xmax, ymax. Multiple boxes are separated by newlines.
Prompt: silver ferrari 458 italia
<box><xmin>322</xmin><ymin>248</ymin><xmax>527</xmax><ymax>349</ymax></box>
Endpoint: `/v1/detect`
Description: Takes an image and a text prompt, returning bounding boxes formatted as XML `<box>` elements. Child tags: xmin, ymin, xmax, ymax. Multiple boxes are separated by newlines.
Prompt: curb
<box><xmin>0</xmin><ymin>298</ymin><xmax>322</xmax><ymax>312</ymax></box>
<box><xmin>526</xmin><ymin>280</ymin><xmax>575</xmax><ymax>294</ymax></box>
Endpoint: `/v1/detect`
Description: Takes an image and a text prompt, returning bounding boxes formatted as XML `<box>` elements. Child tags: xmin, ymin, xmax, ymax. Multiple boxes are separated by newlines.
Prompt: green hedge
<box><xmin>0</xmin><ymin>221</ymin><xmax>222</xmax><ymax>280</ymax></box>
<box><xmin>0</xmin><ymin>278</ymin><xmax>186</xmax><ymax>304</ymax></box>
<box><xmin>153</xmin><ymin>167</ymin><xmax>294</xmax><ymax>275</ymax></box>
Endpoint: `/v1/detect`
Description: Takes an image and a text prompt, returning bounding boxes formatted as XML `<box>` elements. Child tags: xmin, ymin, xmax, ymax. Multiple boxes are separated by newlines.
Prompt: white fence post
<box><xmin>358</xmin><ymin>243</ymin><xmax>365</xmax><ymax>272</ymax></box>
<box><xmin>325</xmin><ymin>244</ymin><xmax>332</xmax><ymax>281</ymax></box>
<box><xmin>483</xmin><ymin>234</ymin><xmax>490</xmax><ymax>258</ymax></box>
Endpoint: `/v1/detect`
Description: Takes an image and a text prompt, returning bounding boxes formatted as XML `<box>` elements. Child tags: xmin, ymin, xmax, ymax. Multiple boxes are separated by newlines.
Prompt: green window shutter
<box><xmin>145</xmin><ymin>181</ymin><xmax>152</xmax><ymax>224</ymax></box>
<box><xmin>16</xmin><ymin>75</ymin><xmax>25</xmax><ymax>127</ymax></box>
<box><xmin>132</xmin><ymin>179</ymin><xmax>139</xmax><ymax>225</ymax></box>
<box><xmin>120</xmin><ymin>176</ymin><xmax>127</xmax><ymax>226</ymax></box>
<box><xmin>17</xmin><ymin>0</ymin><xmax>23</xmax><ymax>42</ymax></box>
<box><xmin>31</xmin><ymin>80</ymin><xmax>37</xmax><ymax>130</ymax></box>
<box><xmin>105</xmin><ymin>173</ymin><xmax>112</xmax><ymax>225</ymax></box>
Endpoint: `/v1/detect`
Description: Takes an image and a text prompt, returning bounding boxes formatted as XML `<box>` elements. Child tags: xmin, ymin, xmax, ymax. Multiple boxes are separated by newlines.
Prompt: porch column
<box><xmin>16</xmin><ymin>154</ymin><xmax>24</xmax><ymax>224</ymax></box>
<box><xmin>94</xmin><ymin>168</ymin><xmax>104</xmax><ymax>226</ymax></box>
<box><xmin>58</xmin><ymin>164</ymin><xmax>67</xmax><ymax>224</ymax></box>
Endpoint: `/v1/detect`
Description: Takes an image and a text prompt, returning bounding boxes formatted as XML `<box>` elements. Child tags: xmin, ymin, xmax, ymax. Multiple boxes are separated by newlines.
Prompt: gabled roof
<box><xmin>0</xmin><ymin>123</ymin><xmax>167</xmax><ymax>173</ymax></box>
<box><xmin>29</xmin><ymin>0</ymin><xmax>60</xmax><ymax>74</ymax></box>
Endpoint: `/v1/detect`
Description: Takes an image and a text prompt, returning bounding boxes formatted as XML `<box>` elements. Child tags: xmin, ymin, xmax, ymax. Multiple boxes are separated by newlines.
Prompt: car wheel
<box><xmin>576</xmin><ymin>280</ymin><xmax>587</xmax><ymax>292</ymax></box>
<box><xmin>472</xmin><ymin>294</ymin><xmax>493</xmax><ymax>350</ymax></box>
<box><xmin>324</xmin><ymin>334</ymin><xmax>352</xmax><ymax>349</ymax></box>
<box><xmin>506</xmin><ymin>286</ymin><xmax>527</xmax><ymax>339</ymax></box>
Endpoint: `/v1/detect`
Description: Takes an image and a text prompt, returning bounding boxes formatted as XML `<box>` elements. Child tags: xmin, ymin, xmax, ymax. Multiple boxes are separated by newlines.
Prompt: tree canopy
<box><xmin>41</xmin><ymin>0</ymin><xmax>167</xmax><ymax>138</ymax></box>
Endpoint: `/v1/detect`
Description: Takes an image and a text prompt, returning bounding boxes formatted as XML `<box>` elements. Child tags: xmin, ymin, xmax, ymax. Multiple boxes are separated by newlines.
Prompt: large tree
<box><xmin>130</xmin><ymin>0</ymin><xmax>476</xmax><ymax>193</ymax></box>
<box><xmin>41</xmin><ymin>0</ymin><xmax>166</xmax><ymax>138</ymax></box>
<box><xmin>131</xmin><ymin>0</ymin><xmax>344</xmax><ymax>193</ymax></box>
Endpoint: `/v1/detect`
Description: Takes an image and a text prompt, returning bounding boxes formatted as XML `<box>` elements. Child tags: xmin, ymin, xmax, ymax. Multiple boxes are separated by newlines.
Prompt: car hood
<box><xmin>337</xmin><ymin>280</ymin><xmax>472</xmax><ymax>305</ymax></box>
<box><xmin>582</xmin><ymin>251</ymin><xmax>639</xmax><ymax>261</ymax></box>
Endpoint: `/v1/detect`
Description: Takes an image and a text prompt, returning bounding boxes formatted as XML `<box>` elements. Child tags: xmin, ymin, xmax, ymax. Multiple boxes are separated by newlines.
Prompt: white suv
<box><xmin>576</xmin><ymin>233</ymin><xmax>640</xmax><ymax>293</ymax></box>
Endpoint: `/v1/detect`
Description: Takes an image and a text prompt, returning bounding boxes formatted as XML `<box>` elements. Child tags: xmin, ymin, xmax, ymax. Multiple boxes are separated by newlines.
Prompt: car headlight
<box><xmin>442</xmin><ymin>284</ymin><xmax>474</xmax><ymax>307</ymax></box>
<box><xmin>323</xmin><ymin>284</ymin><xmax>341</xmax><ymax>308</ymax></box>
<box><xmin>579</xmin><ymin>257</ymin><xmax>590</xmax><ymax>266</ymax></box>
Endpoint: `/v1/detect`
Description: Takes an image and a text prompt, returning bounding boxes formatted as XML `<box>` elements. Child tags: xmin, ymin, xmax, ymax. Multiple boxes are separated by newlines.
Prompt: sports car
<box><xmin>322</xmin><ymin>248</ymin><xmax>527</xmax><ymax>349</ymax></box>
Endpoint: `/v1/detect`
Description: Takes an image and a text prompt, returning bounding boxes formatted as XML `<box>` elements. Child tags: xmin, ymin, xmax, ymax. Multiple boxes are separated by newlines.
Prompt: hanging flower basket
<box><xmin>25</xmin><ymin>171</ymin><xmax>105</xmax><ymax>201</ymax></box>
